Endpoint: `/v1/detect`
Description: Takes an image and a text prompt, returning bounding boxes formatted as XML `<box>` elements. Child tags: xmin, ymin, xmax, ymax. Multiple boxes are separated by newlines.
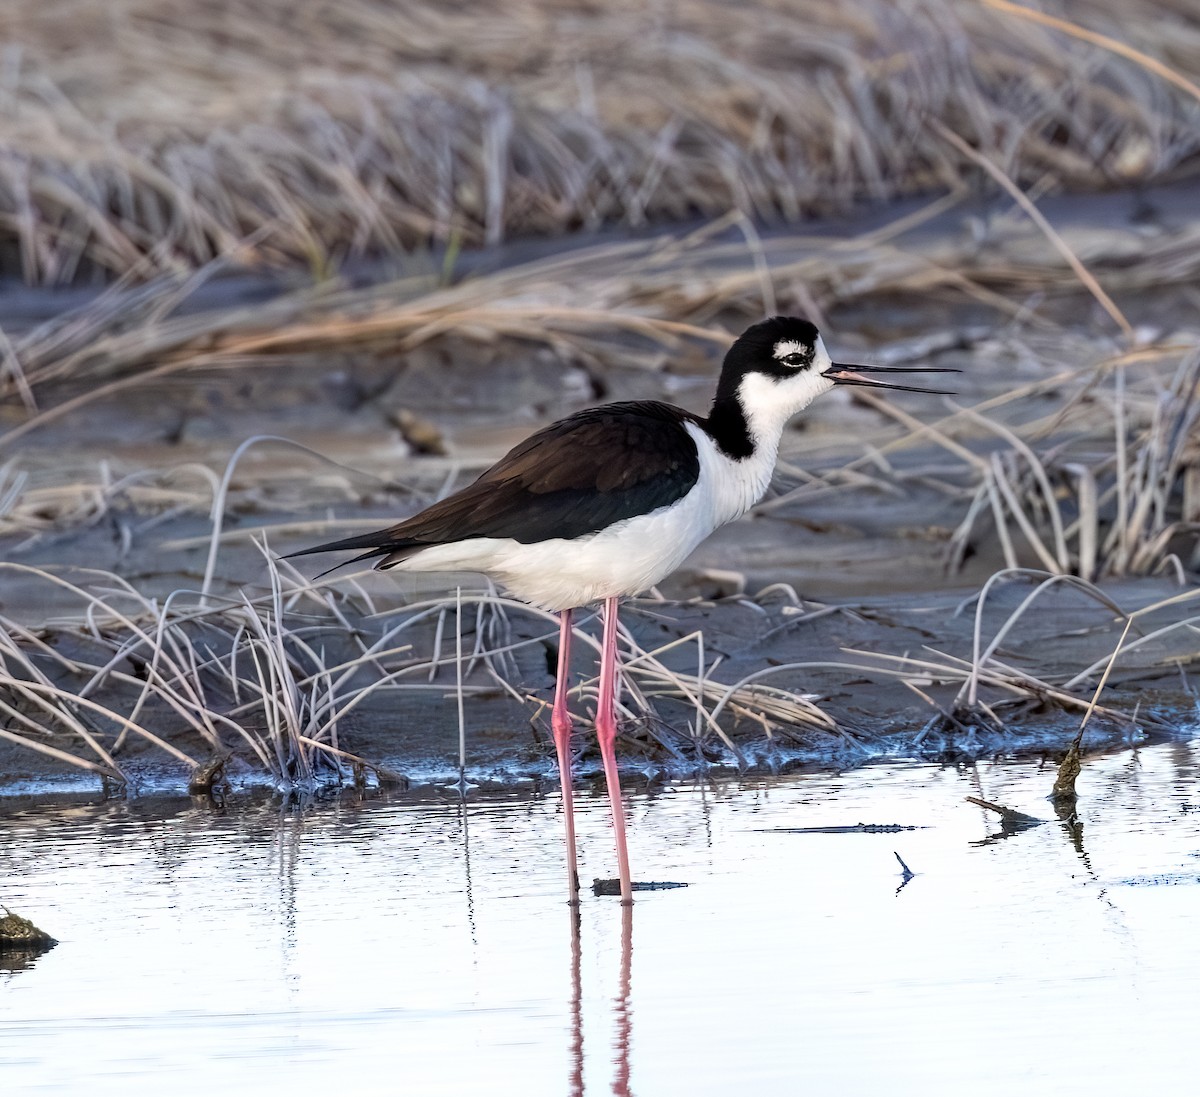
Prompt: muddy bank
<box><xmin>1</xmin><ymin>186</ymin><xmax>1199</xmax><ymax>797</ymax></box>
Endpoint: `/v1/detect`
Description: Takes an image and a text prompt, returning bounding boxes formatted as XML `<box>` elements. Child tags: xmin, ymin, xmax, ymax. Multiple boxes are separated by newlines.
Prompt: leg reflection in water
<box><xmin>612</xmin><ymin>904</ymin><xmax>633</xmax><ymax>1097</ymax></box>
<box><xmin>569</xmin><ymin>906</ymin><xmax>584</xmax><ymax>1097</ymax></box>
<box><xmin>566</xmin><ymin>903</ymin><xmax>635</xmax><ymax>1096</ymax></box>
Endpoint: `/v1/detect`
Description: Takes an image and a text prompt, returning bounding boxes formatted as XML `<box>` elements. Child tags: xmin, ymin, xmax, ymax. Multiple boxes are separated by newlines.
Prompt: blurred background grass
<box><xmin>0</xmin><ymin>0</ymin><xmax>1196</xmax><ymax>282</ymax></box>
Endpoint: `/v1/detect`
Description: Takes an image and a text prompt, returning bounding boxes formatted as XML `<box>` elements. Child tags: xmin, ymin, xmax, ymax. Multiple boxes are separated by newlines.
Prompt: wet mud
<box><xmin>2</xmin><ymin>185</ymin><xmax>1199</xmax><ymax>796</ymax></box>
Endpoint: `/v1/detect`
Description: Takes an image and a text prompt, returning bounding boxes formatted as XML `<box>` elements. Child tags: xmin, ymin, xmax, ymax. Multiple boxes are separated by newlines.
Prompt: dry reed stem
<box><xmin>1077</xmin><ymin>617</ymin><xmax>1137</xmax><ymax>735</ymax></box>
<box><xmin>982</xmin><ymin>0</ymin><xmax>1200</xmax><ymax>105</ymax></box>
<box><xmin>1051</xmin><ymin>607</ymin><xmax>1132</xmax><ymax>801</ymax></box>
<box><xmin>929</xmin><ymin>121</ymin><xmax>1133</xmax><ymax>341</ymax></box>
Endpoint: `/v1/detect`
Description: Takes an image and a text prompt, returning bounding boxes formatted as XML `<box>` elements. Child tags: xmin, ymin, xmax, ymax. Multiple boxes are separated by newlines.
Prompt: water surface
<box><xmin>2</xmin><ymin>740</ymin><xmax>1198</xmax><ymax>1095</ymax></box>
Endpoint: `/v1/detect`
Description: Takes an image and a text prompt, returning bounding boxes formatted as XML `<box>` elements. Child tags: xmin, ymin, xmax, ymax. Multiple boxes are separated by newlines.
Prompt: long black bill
<box><xmin>823</xmin><ymin>362</ymin><xmax>960</xmax><ymax>396</ymax></box>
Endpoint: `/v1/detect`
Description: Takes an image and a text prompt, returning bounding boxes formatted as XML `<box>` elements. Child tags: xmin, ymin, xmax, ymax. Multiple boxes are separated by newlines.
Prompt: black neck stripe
<box><xmin>703</xmin><ymin>397</ymin><xmax>754</xmax><ymax>459</ymax></box>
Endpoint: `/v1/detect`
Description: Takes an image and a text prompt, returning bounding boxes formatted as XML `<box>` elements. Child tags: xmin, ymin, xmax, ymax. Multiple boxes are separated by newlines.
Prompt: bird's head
<box><xmin>715</xmin><ymin>316</ymin><xmax>957</xmax><ymax>438</ymax></box>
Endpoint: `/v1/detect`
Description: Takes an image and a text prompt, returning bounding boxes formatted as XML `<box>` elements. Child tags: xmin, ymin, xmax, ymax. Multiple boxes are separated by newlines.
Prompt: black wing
<box><xmin>287</xmin><ymin>401</ymin><xmax>702</xmax><ymax>566</ymax></box>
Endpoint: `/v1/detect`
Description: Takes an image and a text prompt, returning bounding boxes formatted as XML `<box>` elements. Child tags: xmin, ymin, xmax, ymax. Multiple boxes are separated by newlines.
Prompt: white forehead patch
<box><xmin>773</xmin><ymin>340</ymin><xmax>805</xmax><ymax>360</ymax></box>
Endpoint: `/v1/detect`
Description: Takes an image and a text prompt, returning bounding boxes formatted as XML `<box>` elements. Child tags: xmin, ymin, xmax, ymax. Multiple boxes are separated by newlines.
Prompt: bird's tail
<box><xmin>282</xmin><ymin>528</ymin><xmax>421</xmax><ymax>578</ymax></box>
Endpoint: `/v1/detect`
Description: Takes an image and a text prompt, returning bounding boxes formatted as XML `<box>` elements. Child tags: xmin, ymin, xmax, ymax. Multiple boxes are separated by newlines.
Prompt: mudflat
<box><xmin>2</xmin><ymin>185</ymin><xmax>1198</xmax><ymax>794</ymax></box>
<box><xmin>1</xmin><ymin>0</ymin><xmax>1197</xmax><ymax>793</ymax></box>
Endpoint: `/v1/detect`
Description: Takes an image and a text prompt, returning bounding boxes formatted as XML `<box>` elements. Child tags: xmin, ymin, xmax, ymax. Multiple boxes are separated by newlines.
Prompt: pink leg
<box><xmin>552</xmin><ymin>609</ymin><xmax>580</xmax><ymax>900</ymax></box>
<box><xmin>596</xmin><ymin>596</ymin><xmax>633</xmax><ymax>904</ymax></box>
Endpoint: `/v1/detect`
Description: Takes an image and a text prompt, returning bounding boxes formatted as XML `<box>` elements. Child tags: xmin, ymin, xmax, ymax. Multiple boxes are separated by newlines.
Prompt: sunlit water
<box><xmin>2</xmin><ymin>739</ymin><xmax>1199</xmax><ymax>1095</ymax></box>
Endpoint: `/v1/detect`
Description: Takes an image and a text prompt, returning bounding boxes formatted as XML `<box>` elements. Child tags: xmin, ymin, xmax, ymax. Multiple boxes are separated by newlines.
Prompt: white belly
<box><xmin>390</xmin><ymin>501</ymin><xmax>702</xmax><ymax>610</ymax></box>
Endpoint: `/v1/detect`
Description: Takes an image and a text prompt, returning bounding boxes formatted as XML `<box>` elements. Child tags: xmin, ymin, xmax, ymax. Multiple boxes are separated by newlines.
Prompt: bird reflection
<box><xmin>567</xmin><ymin>902</ymin><xmax>635</xmax><ymax>1096</ymax></box>
<box><xmin>612</xmin><ymin>904</ymin><xmax>634</xmax><ymax>1097</ymax></box>
<box><xmin>569</xmin><ymin>906</ymin><xmax>584</xmax><ymax>1097</ymax></box>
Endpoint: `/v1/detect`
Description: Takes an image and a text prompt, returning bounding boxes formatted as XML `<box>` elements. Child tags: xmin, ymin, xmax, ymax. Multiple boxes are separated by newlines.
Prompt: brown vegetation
<box><xmin>0</xmin><ymin>1</ymin><xmax>1198</xmax><ymax>791</ymax></box>
<box><xmin>0</xmin><ymin>0</ymin><xmax>1197</xmax><ymax>281</ymax></box>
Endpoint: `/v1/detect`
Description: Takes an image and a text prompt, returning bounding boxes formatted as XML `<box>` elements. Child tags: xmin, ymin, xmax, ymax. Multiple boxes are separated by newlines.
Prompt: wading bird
<box><xmin>289</xmin><ymin>317</ymin><xmax>954</xmax><ymax>903</ymax></box>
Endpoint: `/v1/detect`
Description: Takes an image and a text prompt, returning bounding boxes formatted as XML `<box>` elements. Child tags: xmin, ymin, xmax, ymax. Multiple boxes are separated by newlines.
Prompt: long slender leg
<box><xmin>596</xmin><ymin>595</ymin><xmax>633</xmax><ymax>904</ymax></box>
<box><xmin>551</xmin><ymin>609</ymin><xmax>580</xmax><ymax>900</ymax></box>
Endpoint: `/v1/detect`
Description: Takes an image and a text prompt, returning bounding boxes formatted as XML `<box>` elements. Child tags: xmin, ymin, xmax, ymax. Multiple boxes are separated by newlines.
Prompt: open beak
<box><xmin>823</xmin><ymin>362</ymin><xmax>960</xmax><ymax>396</ymax></box>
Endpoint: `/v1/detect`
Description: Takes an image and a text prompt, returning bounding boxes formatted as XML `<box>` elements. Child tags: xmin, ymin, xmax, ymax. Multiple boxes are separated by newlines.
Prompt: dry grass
<box><xmin>852</xmin><ymin>570</ymin><xmax>1200</xmax><ymax>741</ymax></box>
<box><xmin>0</xmin><ymin>0</ymin><xmax>1197</xmax><ymax>281</ymax></box>
<box><xmin>3</xmin><ymin>187</ymin><xmax>1199</xmax><ymax>450</ymax></box>
<box><xmin>940</xmin><ymin>345</ymin><xmax>1200</xmax><ymax>581</ymax></box>
<box><xmin>1</xmin><ymin>1</ymin><xmax>1198</xmax><ymax>789</ymax></box>
<box><xmin>1</xmin><ymin>195</ymin><xmax>1196</xmax><ymax>786</ymax></box>
<box><xmin>4</xmin><ymin>542</ymin><xmax>1191</xmax><ymax>786</ymax></box>
<box><xmin>0</xmin><ymin>549</ymin><xmax>844</xmax><ymax>790</ymax></box>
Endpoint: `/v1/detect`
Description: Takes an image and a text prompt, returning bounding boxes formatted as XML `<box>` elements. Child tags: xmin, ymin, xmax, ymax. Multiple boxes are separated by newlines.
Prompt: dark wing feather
<box><xmin>286</xmin><ymin>401</ymin><xmax>701</xmax><ymax>567</ymax></box>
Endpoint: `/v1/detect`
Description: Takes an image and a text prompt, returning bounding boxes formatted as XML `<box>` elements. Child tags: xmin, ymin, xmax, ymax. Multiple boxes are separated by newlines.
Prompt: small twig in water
<box><xmin>765</xmin><ymin>823</ymin><xmax>924</xmax><ymax>834</ymax></box>
<box><xmin>965</xmin><ymin>795</ymin><xmax>1042</xmax><ymax>826</ymax></box>
<box><xmin>592</xmin><ymin>878</ymin><xmax>687</xmax><ymax>895</ymax></box>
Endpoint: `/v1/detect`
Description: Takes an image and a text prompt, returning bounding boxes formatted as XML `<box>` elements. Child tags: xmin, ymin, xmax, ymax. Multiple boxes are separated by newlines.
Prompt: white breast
<box><xmin>388</xmin><ymin>422</ymin><xmax>776</xmax><ymax>611</ymax></box>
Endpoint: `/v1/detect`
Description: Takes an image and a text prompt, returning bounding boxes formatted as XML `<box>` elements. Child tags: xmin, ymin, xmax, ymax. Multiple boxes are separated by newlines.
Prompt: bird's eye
<box><xmin>783</xmin><ymin>353</ymin><xmax>807</xmax><ymax>367</ymax></box>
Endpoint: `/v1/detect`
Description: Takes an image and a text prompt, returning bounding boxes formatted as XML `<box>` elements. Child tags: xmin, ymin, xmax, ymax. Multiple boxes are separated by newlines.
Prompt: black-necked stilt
<box><xmin>289</xmin><ymin>316</ymin><xmax>955</xmax><ymax>903</ymax></box>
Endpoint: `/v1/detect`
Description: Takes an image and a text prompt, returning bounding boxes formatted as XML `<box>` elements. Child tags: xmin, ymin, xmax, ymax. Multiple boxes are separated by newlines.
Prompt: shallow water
<box><xmin>2</xmin><ymin>739</ymin><xmax>1198</xmax><ymax>1095</ymax></box>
